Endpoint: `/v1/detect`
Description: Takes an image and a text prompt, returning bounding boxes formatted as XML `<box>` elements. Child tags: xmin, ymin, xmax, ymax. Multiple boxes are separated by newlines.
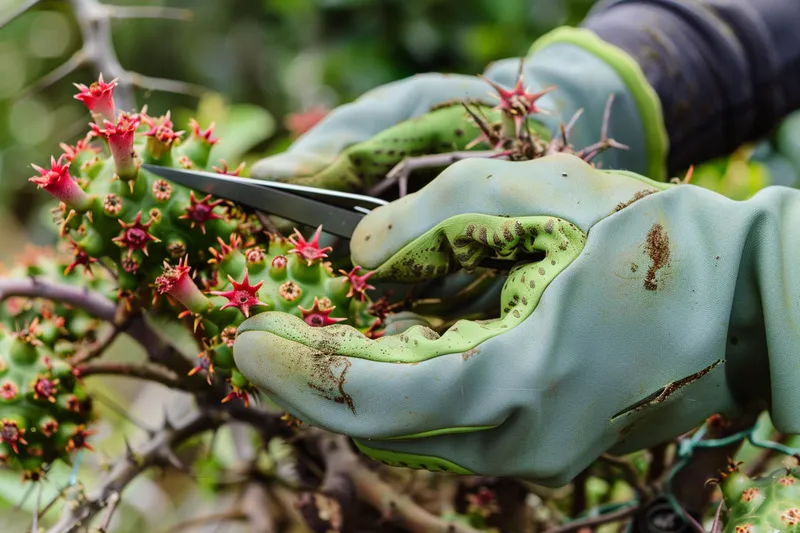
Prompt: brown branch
<box><xmin>599</xmin><ymin>454</ymin><xmax>652</xmax><ymax>499</ymax></box>
<box><xmin>74</xmin><ymin>362</ymin><xmax>182</xmax><ymax>389</ymax></box>
<box><xmin>13</xmin><ymin>0</ymin><xmax>201</xmax><ymax>110</ymax></box>
<box><xmin>46</xmin><ymin>410</ymin><xmax>224</xmax><ymax>533</ymax></box>
<box><xmin>0</xmin><ymin>276</ymin><xmax>116</xmax><ymax>320</ymax></box>
<box><xmin>299</xmin><ymin>432</ymin><xmax>483</xmax><ymax>533</ymax></box>
<box><xmin>368</xmin><ymin>150</ymin><xmax>504</xmax><ymax>198</ymax></box>
<box><xmin>69</xmin><ymin>326</ymin><xmax>121</xmax><ymax>365</ymax></box>
<box><xmin>157</xmin><ymin>510</ymin><xmax>247</xmax><ymax>533</ymax></box>
<box><xmin>542</xmin><ymin>504</ymin><xmax>640</xmax><ymax>533</ymax></box>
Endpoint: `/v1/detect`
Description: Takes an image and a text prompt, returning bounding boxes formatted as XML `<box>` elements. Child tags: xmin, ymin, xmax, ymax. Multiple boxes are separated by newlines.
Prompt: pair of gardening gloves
<box><xmin>232</xmin><ymin>27</ymin><xmax>800</xmax><ymax>486</ymax></box>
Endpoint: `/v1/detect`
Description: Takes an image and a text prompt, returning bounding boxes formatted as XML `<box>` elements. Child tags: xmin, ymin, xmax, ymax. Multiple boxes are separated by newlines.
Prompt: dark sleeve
<box><xmin>581</xmin><ymin>0</ymin><xmax>800</xmax><ymax>174</ymax></box>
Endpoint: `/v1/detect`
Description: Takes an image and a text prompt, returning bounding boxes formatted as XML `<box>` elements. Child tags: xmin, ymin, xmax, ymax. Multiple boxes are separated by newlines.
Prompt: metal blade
<box><xmin>141</xmin><ymin>164</ymin><xmax>367</xmax><ymax>239</ymax></box>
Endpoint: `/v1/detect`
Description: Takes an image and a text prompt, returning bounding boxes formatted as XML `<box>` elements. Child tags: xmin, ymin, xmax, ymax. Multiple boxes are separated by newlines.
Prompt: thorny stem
<box><xmin>69</xmin><ymin>325</ymin><xmax>121</xmax><ymax>365</ymax></box>
<box><xmin>155</xmin><ymin>510</ymin><xmax>247</xmax><ymax>533</ymax></box>
<box><xmin>45</xmin><ymin>410</ymin><xmax>223</xmax><ymax>533</ymax></box>
<box><xmin>599</xmin><ymin>454</ymin><xmax>653</xmax><ymax>499</ymax></box>
<box><xmin>74</xmin><ymin>362</ymin><xmax>182</xmax><ymax>389</ymax></box>
<box><xmin>303</xmin><ymin>431</ymin><xmax>484</xmax><ymax>533</ymax></box>
<box><xmin>368</xmin><ymin>150</ymin><xmax>506</xmax><ymax>198</ymax></box>
<box><xmin>14</xmin><ymin>0</ymin><xmax>204</xmax><ymax>109</ymax></box>
<box><xmin>542</xmin><ymin>503</ymin><xmax>641</xmax><ymax>533</ymax></box>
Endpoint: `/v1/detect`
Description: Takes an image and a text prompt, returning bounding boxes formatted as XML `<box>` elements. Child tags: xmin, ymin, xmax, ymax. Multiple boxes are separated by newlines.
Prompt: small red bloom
<box><xmin>64</xmin><ymin>236</ymin><xmax>97</xmax><ymax>276</ymax></box>
<box><xmin>113</xmin><ymin>211</ymin><xmax>161</xmax><ymax>258</ymax></box>
<box><xmin>59</xmin><ymin>134</ymin><xmax>99</xmax><ymax>163</ymax></box>
<box><xmin>213</xmin><ymin>159</ymin><xmax>246</xmax><ymax>176</ymax></box>
<box><xmin>143</xmin><ymin>111</ymin><xmax>184</xmax><ymax>158</ymax></box>
<box><xmin>66</xmin><ymin>425</ymin><xmax>96</xmax><ymax>452</ymax></box>
<box><xmin>189</xmin><ymin>118</ymin><xmax>219</xmax><ymax>145</ymax></box>
<box><xmin>30</xmin><ymin>154</ymin><xmax>92</xmax><ymax>211</ymax></box>
<box><xmin>271</xmin><ymin>255</ymin><xmax>288</xmax><ymax>270</ymax></box>
<box><xmin>298</xmin><ymin>297</ymin><xmax>346</xmax><ymax>327</ymax></box>
<box><xmin>41</xmin><ymin>419</ymin><xmax>59</xmax><ymax>437</ymax></box>
<box><xmin>187</xmin><ymin>351</ymin><xmax>215</xmax><ymax>385</ymax></box>
<box><xmin>73</xmin><ymin>74</ymin><xmax>118</xmax><ymax>120</ymax></box>
<box><xmin>339</xmin><ymin>265</ymin><xmax>376</xmax><ymax>301</ymax></box>
<box><xmin>0</xmin><ymin>382</ymin><xmax>17</xmax><ymax>400</ymax></box>
<box><xmin>479</xmin><ymin>72</ymin><xmax>556</xmax><ymax>136</ymax></box>
<box><xmin>179</xmin><ymin>191</ymin><xmax>224</xmax><ymax>234</ymax></box>
<box><xmin>210</xmin><ymin>270</ymin><xmax>268</xmax><ymax>318</ymax></box>
<box><xmin>221</xmin><ymin>387</ymin><xmax>250</xmax><ymax>407</ymax></box>
<box><xmin>32</xmin><ymin>376</ymin><xmax>59</xmax><ymax>403</ymax></box>
<box><xmin>288</xmin><ymin>225</ymin><xmax>333</xmax><ymax>266</ymax></box>
<box><xmin>285</xmin><ymin>106</ymin><xmax>329</xmax><ymax>138</ymax></box>
<box><xmin>0</xmin><ymin>419</ymin><xmax>27</xmax><ymax>454</ymax></box>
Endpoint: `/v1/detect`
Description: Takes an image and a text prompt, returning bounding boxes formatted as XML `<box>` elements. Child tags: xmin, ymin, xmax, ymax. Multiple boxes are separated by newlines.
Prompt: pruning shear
<box><xmin>141</xmin><ymin>164</ymin><xmax>521</xmax><ymax>270</ymax></box>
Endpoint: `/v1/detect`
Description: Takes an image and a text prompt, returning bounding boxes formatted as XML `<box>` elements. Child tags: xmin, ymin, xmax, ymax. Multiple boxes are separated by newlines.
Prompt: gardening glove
<box><xmin>233</xmin><ymin>153</ymin><xmax>800</xmax><ymax>486</ymax></box>
<box><xmin>251</xmin><ymin>25</ymin><xmax>669</xmax><ymax>192</ymax></box>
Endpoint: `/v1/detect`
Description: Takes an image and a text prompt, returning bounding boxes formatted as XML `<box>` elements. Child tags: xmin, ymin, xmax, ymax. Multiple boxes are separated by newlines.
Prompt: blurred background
<box><xmin>3</xmin><ymin>1</ymin><xmax>800</xmax><ymax>531</ymax></box>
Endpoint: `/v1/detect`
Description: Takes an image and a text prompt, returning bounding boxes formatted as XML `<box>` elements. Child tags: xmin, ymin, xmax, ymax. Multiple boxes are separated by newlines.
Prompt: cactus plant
<box><xmin>24</xmin><ymin>75</ymin><xmax>386</xmax><ymax>416</ymax></box>
<box><xmin>713</xmin><ymin>460</ymin><xmax>800</xmax><ymax>533</ymax></box>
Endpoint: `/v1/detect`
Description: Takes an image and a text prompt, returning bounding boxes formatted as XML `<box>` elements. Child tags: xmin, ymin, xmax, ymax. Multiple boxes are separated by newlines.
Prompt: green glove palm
<box><xmin>233</xmin><ymin>153</ymin><xmax>800</xmax><ymax>486</ymax></box>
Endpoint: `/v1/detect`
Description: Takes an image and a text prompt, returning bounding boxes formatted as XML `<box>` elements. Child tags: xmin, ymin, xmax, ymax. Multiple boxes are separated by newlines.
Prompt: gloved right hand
<box><xmin>250</xmin><ymin>27</ymin><xmax>668</xmax><ymax>194</ymax></box>
<box><xmin>232</xmin><ymin>153</ymin><xmax>800</xmax><ymax>486</ymax></box>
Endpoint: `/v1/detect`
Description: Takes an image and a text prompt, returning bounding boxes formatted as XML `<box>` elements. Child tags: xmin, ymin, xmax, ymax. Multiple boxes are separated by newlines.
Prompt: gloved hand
<box><xmin>233</xmin><ymin>153</ymin><xmax>800</xmax><ymax>486</ymax></box>
<box><xmin>251</xmin><ymin>27</ymin><xmax>668</xmax><ymax>193</ymax></box>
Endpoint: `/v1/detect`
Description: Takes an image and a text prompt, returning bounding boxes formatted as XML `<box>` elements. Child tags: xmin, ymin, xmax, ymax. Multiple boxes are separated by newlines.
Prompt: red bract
<box><xmin>179</xmin><ymin>192</ymin><xmax>224</xmax><ymax>234</ymax></box>
<box><xmin>212</xmin><ymin>160</ymin><xmax>246</xmax><ymax>176</ymax></box>
<box><xmin>285</xmin><ymin>106</ymin><xmax>329</xmax><ymax>138</ymax></box>
<box><xmin>91</xmin><ymin>112</ymin><xmax>142</xmax><ymax>183</ymax></box>
<box><xmin>144</xmin><ymin>111</ymin><xmax>184</xmax><ymax>158</ymax></box>
<box><xmin>190</xmin><ymin>118</ymin><xmax>218</xmax><ymax>145</ymax></box>
<box><xmin>0</xmin><ymin>420</ymin><xmax>27</xmax><ymax>454</ymax></box>
<box><xmin>59</xmin><ymin>134</ymin><xmax>99</xmax><ymax>163</ymax></box>
<box><xmin>64</xmin><ymin>237</ymin><xmax>98</xmax><ymax>276</ymax></box>
<box><xmin>73</xmin><ymin>74</ymin><xmax>118</xmax><ymax>121</ymax></box>
<box><xmin>210</xmin><ymin>270</ymin><xmax>267</xmax><ymax>318</ymax></box>
<box><xmin>66</xmin><ymin>425</ymin><xmax>95</xmax><ymax>452</ymax></box>
<box><xmin>155</xmin><ymin>258</ymin><xmax>210</xmax><ymax>315</ymax></box>
<box><xmin>32</xmin><ymin>376</ymin><xmax>59</xmax><ymax>403</ymax></box>
<box><xmin>479</xmin><ymin>73</ymin><xmax>556</xmax><ymax>136</ymax></box>
<box><xmin>113</xmin><ymin>211</ymin><xmax>160</xmax><ymax>258</ymax></box>
<box><xmin>339</xmin><ymin>266</ymin><xmax>376</xmax><ymax>302</ymax></box>
<box><xmin>29</xmin><ymin>155</ymin><xmax>92</xmax><ymax>211</ymax></box>
<box><xmin>288</xmin><ymin>225</ymin><xmax>333</xmax><ymax>266</ymax></box>
<box><xmin>298</xmin><ymin>297</ymin><xmax>346</xmax><ymax>327</ymax></box>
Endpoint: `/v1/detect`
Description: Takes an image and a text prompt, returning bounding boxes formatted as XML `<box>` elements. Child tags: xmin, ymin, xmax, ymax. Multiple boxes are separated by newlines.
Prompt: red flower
<box><xmin>210</xmin><ymin>269</ymin><xmax>268</xmax><ymax>318</ymax></box>
<box><xmin>288</xmin><ymin>225</ymin><xmax>333</xmax><ymax>266</ymax></box>
<box><xmin>189</xmin><ymin>118</ymin><xmax>218</xmax><ymax>145</ymax></box>
<box><xmin>339</xmin><ymin>265</ymin><xmax>376</xmax><ymax>301</ymax></box>
<box><xmin>0</xmin><ymin>419</ymin><xmax>27</xmax><ymax>454</ymax></box>
<box><xmin>59</xmin><ymin>134</ymin><xmax>99</xmax><ymax>163</ymax></box>
<box><xmin>91</xmin><ymin>111</ymin><xmax>142</xmax><ymax>183</ymax></box>
<box><xmin>64</xmin><ymin>236</ymin><xmax>98</xmax><ymax>276</ymax></box>
<box><xmin>479</xmin><ymin>72</ymin><xmax>556</xmax><ymax>136</ymax></box>
<box><xmin>112</xmin><ymin>211</ymin><xmax>161</xmax><ymax>258</ymax></box>
<box><xmin>144</xmin><ymin>111</ymin><xmax>184</xmax><ymax>158</ymax></box>
<box><xmin>179</xmin><ymin>191</ymin><xmax>224</xmax><ymax>234</ymax></box>
<box><xmin>285</xmin><ymin>106</ymin><xmax>329</xmax><ymax>138</ymax></box>
<box><xmin>298</xmin><ymin>297</ymin><xmax>347</xmax><ymax>327</ymax></box>
<box><xmin>212</xmin><ymin>160</ymin><xmax>246</xmax><ymax>176</ymax></box>
<box><xmin>29</xmin><ymin>155</ymin><xmax>92</xmax><ymax>211</ymax></box>
<box><xmin>73</xmin><ymin>74</ymin><xmax>118</xmax><ymax>120</ymax></box>
<box><xmin>154</xmin><ymin>258</ymin><xmax>210</xmax><ymax>315</ymax></box>
<box><xmin>66</xmin><ymin>425</ymin><xmax>96</xmax><ymax>452</ymax></box>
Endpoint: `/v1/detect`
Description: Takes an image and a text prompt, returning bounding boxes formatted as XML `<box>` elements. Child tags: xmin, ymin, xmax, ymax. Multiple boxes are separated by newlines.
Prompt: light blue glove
<box><xmin>233</xmin><ymin>153</ymin><xmax>800</xmax><ymax>486</ymax></box>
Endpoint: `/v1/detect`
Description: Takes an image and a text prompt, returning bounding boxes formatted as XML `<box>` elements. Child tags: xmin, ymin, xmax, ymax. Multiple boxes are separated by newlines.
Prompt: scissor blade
<box><xmin>141</xmin><ymin>164</ymin><xmax>366</xmax><ymax>239</ymax></box>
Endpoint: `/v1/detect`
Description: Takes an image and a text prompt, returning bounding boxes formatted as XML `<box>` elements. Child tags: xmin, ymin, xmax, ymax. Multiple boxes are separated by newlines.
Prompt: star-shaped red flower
<box><xmin>179</xmin><ymin>191</ymin><xmax>224</xmax><ymax>234</ymax></box>
<box><xmin>288</xmin><ymin>225</ymin><xmax>333</xmax><ymax>266</ymax></box>
<box><xmin>113</xmin><ymin>211</ymin><xmax>161</xmax><ymax>258</ymax></box>
<box><xmin>478</xmin><ymin>71</ymin><xmax>556</xmax><ymax>136</ymax></box>
<box><xmin>298</xmin><ymin>297</ymin><xmax>346</xmax><ymax>327</ymax></box>
<box><xmin>339</xmin><ymin>265</ymin><xmax>376</xmax><ymax>301</ymax></box>
<box><xmin>210</xmin><ymin>269</ymin><xmax>268</xmax><ymax>318</ymax></box>
<box><xmin>73</xmin><ymin>74</ymin><xmax>118</xmax><ymax>120</ymax></box>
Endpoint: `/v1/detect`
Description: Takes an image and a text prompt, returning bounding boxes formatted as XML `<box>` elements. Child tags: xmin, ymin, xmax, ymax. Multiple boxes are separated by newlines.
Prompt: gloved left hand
<box><xmin>232</xmin><ymin>153</ymin><xmax>800</xmax><ymax>487</ymax></box>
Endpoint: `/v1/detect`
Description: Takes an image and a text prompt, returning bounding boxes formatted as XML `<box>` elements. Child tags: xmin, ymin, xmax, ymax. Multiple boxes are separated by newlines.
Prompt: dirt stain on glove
<box><xmin>644</xmin><ymin>223</ymin><xmax>670</xmax><ymax>291</ymax></box>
